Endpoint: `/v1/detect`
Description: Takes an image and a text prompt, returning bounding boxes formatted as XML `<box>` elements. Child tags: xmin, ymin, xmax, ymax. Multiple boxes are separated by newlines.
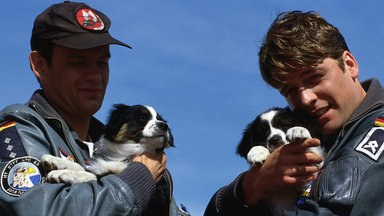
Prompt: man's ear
<box><xmin>29</xmin><ymin>51</ymin><xmax>46</xmax><ymax>80</ymax></box>
<box><xmin>343</xmin><ymin>50</ymin><xmax>359</xmax><ymax>79</ymax></box>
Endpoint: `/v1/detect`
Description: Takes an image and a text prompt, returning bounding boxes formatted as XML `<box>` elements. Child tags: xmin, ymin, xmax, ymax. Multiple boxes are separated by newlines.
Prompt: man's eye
<box><xmin>309</xmin><ymin>74</ymin><xmax>323</xmax><ymax>83</ymax></box>
<box><xmin>281</xmin><ymin>87</ymin><xmax>296</xmax><ymax>97</ymax></box>
<box><xmin>70</xmin><ymin>61</ymin><xmax>85</xmax><ymax>65</ymax></box>
<box><xmin>98</xmin><ymin>61</ymin><xmax>108</xmax><ymax>65</ymax></box>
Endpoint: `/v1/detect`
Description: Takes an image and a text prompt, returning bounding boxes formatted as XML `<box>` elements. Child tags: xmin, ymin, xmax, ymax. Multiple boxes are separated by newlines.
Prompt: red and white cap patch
<box><xmin>76</xmin><ymin>9</ymin><xmax>105</xmax><ymax>31</ymax></box>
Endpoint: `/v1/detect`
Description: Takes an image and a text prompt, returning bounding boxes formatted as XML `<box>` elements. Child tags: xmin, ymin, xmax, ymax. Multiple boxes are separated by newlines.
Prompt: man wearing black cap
<box><xmin>0</xmin><ymin>1</ymin><xmax>184</xmax><ymax>215</ymax></box>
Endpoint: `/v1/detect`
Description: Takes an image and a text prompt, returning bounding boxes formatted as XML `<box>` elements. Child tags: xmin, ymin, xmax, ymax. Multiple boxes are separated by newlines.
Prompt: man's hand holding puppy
<box><xmin>132</xmin><ymin>152</ymin><xmax>168</xmax><ymax>184</ymax></box>
<box><xmin>242</xmin><ymin>138</ymin><xmax>323</xmax><ymax>205</ymax></box>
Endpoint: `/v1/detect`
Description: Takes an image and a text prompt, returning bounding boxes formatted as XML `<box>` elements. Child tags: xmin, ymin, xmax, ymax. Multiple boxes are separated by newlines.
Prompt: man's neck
<box><xmin>62</xmin><ymin>114</ymin><xmax>91</xmax><ymax>141</ymax></box>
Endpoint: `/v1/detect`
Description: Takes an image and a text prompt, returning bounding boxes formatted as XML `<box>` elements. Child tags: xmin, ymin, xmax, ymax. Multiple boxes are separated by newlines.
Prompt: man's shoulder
<box><xmin>0</xmin><ymin>104</ymin><xmax>42</xmax><ymax>121</ymax></box>
<box><xmin>0</xmin><ymin>104</ymin><xmax>52</xmax><ymax>134</ymax></box>
<box><xmin>1</xmin><ymin>104</ymin><xmax>33</xmax><ymax>115</ymax></box>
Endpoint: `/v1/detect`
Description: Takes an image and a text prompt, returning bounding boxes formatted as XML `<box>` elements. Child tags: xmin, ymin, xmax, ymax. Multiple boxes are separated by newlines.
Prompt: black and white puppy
<box><xmin>236</xmin><ymin>107</ymin><xmax>323</xmax><ymax>216</ymax></box>
<box><xmin>41</xmin><ymin>104</ymin><xmax>174</xmax><ymax>184</ymax></box>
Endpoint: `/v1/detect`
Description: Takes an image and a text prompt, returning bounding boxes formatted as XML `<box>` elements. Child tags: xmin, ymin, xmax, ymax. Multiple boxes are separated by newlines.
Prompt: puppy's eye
<box><xmin>156</xmin><ymin>114</ymin><xmax>165</xmax><ymax>122</ymax></box>
<box><xmin>134</xmin><ymin>116</ymin><xmax>146</xmax><ymax>122</ymax></box>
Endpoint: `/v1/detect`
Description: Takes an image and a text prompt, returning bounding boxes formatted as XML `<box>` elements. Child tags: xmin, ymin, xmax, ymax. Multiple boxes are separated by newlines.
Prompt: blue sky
<box><xmin>1</xmin><ymin>1</ymin><xmax>383</xmax><ymax>215</ymax></box>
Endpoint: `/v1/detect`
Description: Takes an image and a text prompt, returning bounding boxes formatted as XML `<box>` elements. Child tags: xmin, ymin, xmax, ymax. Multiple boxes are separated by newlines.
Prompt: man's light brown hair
<box><xmin>258</xmin><ymin>11</ymin><xmax>349</xmax><ymax>89</ymax></box>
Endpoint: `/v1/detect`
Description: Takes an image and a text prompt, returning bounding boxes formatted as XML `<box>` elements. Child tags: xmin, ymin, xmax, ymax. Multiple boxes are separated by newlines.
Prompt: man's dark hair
<box><xmin>32</xmin><ymin>40</ymin><xmax>55</xmax><ymax>66</ymax></box>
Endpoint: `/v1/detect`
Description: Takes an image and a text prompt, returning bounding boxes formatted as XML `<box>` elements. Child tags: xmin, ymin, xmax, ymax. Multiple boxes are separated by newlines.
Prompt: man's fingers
<box><xmin>279</xmin><ymin>138</ymin><xmax>323</xmax><ymax>164</ymax></box>
<box><xmin>282</xmin><ymin>138</ymin><xmax>321</xmax><ymax>152</ymax></box>
<box><xmin>283</xmin><ymin>175</ymin><xmax>316</xmax><ymax>185</ymax></box>
<box><xmin>131</xmin><ymin>152</ymin><xmax>168</xmax><ymax>184</ymax></box>
<box><xmin>290</xmin><ymin>151</ymin><xmax>323</xmax><ymax>165</ymax></box>
<box><xmin>285</xmin><ymin>164</ymin><xmax>321</xmax><ymax>176</ymax></box>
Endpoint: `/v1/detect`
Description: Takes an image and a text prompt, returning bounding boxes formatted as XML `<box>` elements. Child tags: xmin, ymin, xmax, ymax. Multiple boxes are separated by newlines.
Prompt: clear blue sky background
<box><xmin>1</xmin><ymin>1</ymin><xmax>383</xmax><ymax>215</ymax></box>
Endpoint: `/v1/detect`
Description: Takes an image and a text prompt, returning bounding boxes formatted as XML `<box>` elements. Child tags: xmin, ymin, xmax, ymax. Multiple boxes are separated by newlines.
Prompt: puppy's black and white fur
<box><xmin>237</xmin><ymin>107</ymin><xmax>323</xmax><ymax>216</ymax></box>
<box><xmin>41</xmin><ymin>104</ymin><xmax>174</xmax><ymax>184</ymax></box>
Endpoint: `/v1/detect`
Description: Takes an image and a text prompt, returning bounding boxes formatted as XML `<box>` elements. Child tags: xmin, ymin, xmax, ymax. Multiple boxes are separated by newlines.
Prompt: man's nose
<box><xmin>299</xmin><ymin>88</ymin><xmax>317</xmax><ymax>106</ymax></box>
<box><xmin>84</xmin><ymin>64</ymin><xmax>103</xmax><ymax>82</ymax></box>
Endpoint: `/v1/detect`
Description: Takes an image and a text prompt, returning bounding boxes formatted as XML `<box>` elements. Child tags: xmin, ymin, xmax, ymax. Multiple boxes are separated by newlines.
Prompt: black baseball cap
<box><xmin>30</xmin><ymin>1</ymin><xmax>132</xmax><ymax>50</ymax></box>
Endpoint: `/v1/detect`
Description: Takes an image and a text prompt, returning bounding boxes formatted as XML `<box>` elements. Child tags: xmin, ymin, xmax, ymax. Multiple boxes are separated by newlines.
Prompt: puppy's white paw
<box><xmin>286</xmin><ymin>126</ymin><xmax>312</xmax><ymax>142</ymax></box>
<box><xmin>41</xmin><ymin>154</ymin><xmax>84</xmax><ymax>171</ymax></box>
<box><xmin>47</xmin><ymin>170</ymin><xmax>97</xmax><ymax>184</ymax></box>
<box><xmin>247</xmin><ymin>146</ymin><xmax>270</xmax><ymax>165</ymax></box>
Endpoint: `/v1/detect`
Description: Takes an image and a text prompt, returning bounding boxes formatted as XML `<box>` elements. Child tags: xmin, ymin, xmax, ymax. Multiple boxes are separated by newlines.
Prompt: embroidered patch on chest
<box><xmin>297</xmin><ymin>178</ymin><xmax>315</xmax><ymax>205</ymax></box>
<box><xmin>58</xmin><ymin>147</ymin><xmax>76</xmax><ymax>162</ymax></box>
<box><xmin>355</xmin><ymin>127</ymin><xmax>384</xmax><ymax>161</ymax></box>
<box><xmin>1</xmin><ymin>156</ymin><xmax>46</xmax><ymax>196</ymax></box>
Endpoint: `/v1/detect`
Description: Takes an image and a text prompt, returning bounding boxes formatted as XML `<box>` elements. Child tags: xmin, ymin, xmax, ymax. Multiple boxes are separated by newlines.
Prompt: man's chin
<box><xmin>317</xmin><ymin>122</ymin><xmax>340</xmax><ymax>136</ymax></box>
<box><xmin>81</xmin><ymin>101</ymin><xmax>103</xmax><ymax>115</ymax></box>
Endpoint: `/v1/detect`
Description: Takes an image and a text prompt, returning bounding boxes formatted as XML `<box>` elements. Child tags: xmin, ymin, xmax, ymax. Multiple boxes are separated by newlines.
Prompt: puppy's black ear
<box><xmin>237</xmin><ymin>131</ymin><xmax>252</xmax><ymax>158</ymax></box>
<box><xmin>237</xmin><ymin>118</ymin><xmax>259</xmax><ymax>159</ymax></box>
<box><xmin>104</xmin><ymin>104</ymin><xmax>131</xmax><ymax>140</ymax></box>
<box><xmin>168</xmin><ymin>129</ymin><xmax>175</xmax><ymax>147</ymax></box>
<box><xmin>284</xmin><ymin>106</ymin><xmax>292</xmax><ymax>112</ymax></box>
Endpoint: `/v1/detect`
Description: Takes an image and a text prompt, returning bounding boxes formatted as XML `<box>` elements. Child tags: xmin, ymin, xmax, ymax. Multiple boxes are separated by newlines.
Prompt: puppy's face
<box><xmin>237</xmin><ymin>107</ymin><xmax>311</xmax><ymax>158</ymax></box>
<box><xmin>104</xmin><ymin>104</ymin><xmax>174</xmax><ymax>148</ymax></box>
<box><xmin>259</xmin><ymin>110</ymin><xmax>289</xmax><ymax>151</ymax></box>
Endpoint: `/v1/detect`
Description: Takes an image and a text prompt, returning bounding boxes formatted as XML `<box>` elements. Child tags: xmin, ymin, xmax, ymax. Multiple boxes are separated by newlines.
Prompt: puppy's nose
<box><xmin>157</xmin><ymin>121</ymin><xmax>168</xmax><ymax>130</ymax></box>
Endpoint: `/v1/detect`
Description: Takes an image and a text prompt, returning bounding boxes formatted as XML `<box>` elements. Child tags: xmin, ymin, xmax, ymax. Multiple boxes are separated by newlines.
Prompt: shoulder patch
<box><xmin>355</xmin><ymin>127</ymin><xmax>384</xmax><ymax>161</ymax></box>
<box><xmin>0</xmin><ymin>122</ymin><xmax>27</xmax><ymax>162</ymax></box>
<box><xmin>1</xmin><ymin>156</ymin><xmax>46</xmax><ymax>196</ymax></box>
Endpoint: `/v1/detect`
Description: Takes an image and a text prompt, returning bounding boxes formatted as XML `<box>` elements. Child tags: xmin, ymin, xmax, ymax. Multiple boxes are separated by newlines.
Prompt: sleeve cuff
<box><xmin>117</xmin><ymin>162</ymin><xmax>156</xmax><ymax>213</ymax></box>
<box><xmin>215</xmin><ymin>172</ymin><xmax>272</xmax><ymax>215</ymax></box>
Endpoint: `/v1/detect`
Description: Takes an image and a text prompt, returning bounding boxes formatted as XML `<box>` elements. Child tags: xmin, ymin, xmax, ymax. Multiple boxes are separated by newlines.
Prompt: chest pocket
<box><xmin>312</xmin><ymin>156</ymin><xmax>359</xmax><ymax>207</ymax></box>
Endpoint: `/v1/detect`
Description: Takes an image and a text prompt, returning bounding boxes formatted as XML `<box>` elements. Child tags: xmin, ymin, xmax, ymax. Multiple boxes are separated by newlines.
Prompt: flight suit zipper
<box><xmin>31</xmin><ymin>103</ymin><xmax>82</xmax><ymax>163</ymax></box>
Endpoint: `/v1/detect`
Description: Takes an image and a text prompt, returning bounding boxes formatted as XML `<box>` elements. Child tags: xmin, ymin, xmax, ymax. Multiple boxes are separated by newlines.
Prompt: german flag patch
<box><xmin>375</xmin><ymin>118</ymin><xmax>384</xmax><ymax>127</ymax></box>
<box><xmin>0</xmin><ymin>122</ymin><xmax>16</xmax><ymax>132</ymax></box>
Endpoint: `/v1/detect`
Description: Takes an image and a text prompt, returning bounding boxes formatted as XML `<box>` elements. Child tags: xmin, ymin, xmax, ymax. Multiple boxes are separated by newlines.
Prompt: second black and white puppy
<box><xmin>41</xmin><ymin>104</ymin><xmax>174</xmax><ymax>184</ymax></box>
<box><xmin>236</xmin><ymin>107</ymin><xmax>323</xmax><ymax>216</ymax></box>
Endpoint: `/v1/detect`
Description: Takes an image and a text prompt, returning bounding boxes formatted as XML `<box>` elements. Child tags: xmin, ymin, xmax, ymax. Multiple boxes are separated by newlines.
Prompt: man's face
<box><xmin>280</xmin><ymin>52</ymin><xmax>365</xmax><ymax>135</ymax></box>
<box><xmin>39</xmin><ymin>45</ymin><xmax>110</xmax><ymax>119</ymax></box>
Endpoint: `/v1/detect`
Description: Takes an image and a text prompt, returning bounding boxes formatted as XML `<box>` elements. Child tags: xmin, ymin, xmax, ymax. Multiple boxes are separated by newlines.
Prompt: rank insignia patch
<box><xmin>1</xmin><ymin>156</ymin><xmax>46</xmax><ymax>196</ymax></box>
<box><xmin>0</xmin><ymin>121</ymin><xmax>27</xmax><ymax>162</ymax></box>
<box><xmin>355</xmin><ymin>127</ymin><xmax>384</xmax><ymax>161</ymax></box>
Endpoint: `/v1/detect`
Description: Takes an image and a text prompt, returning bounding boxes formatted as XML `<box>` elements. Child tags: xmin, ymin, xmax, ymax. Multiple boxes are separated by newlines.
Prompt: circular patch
<box><xmin>1</xmin><ymin>156</ymin><xmax>46</xmax><ymax>197</ymax></box>
<box><xmin>76</xmin><ymin>8</ymin><xmax>105</xmax><ymax>31</ymax></box>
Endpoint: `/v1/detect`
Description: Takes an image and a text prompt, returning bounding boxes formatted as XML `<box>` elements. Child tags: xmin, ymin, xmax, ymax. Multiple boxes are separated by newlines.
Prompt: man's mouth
<box><xmin>79</xmin><ymin>88</ymin><xmax>104</xmax><ymax>96</ymax></box>
<box><xmin>314</xmin><ymin>105</ymin><xmax>331</xmax><ymax>118</ymax></box>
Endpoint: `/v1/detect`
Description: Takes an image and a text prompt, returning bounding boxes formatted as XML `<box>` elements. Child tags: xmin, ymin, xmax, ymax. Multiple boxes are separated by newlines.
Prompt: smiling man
<box><xmin>205</xmin><ymin>11</ymin><xmax>384</xmax><ymax>215</ymax></box>
<box><xmin>0</xmin><ymin>1</ymin><xmax>184</xmax><ymax>216</ymax></box>
<box><xmin>30</xmin><ymin>45</ymin><xmax>111</xmax><ymax>141</ymax></box>
<box><xmin>281</xmin><ymin>52</ymin><xmax>366</xmax><ymax>136</ymax></box>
